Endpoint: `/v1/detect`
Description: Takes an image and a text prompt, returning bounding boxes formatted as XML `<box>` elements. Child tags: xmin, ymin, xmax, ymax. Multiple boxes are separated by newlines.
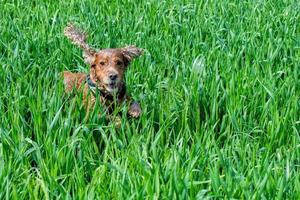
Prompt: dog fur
<box><xmin>63</xmin><ymin>23</ymin><xmax>142</xmax><ymax>118</ymax></box>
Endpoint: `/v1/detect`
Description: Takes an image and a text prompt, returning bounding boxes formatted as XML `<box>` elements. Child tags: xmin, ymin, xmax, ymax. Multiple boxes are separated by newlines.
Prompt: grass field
<box><xmin>0</xmin><ymin>0</ymin><xmax>300</xmax><ymax>199</ymax></box>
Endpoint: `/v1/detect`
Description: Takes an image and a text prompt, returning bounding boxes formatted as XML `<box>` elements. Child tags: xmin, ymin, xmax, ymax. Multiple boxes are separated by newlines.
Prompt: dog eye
<box><xmin>116</xmin><ymin>61</ymin><xmax>123</xmax><ymax>65</ymax></box>
<box><xmin>99</xmin><ymin>61</ymin><xmax>105</xmax><ymax>66</ymax></box>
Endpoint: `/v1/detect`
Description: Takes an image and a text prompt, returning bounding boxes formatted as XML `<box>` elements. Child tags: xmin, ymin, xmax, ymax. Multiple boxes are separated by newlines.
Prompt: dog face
<box><xmin>85</xmin><ymin>46</ymin><xmax>143</xmax><ymax>94</ymax></box>
<box><xmin>91</xmin><ymin>49</ymin><xmax>126</xmax><ymax>93</ymax></box>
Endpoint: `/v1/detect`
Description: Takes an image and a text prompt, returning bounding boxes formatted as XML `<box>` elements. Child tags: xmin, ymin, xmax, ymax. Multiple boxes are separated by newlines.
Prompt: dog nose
<box><xmin>109</xmin><ymin>74</ymin><xmax>117</xmax><ymax>81</ymax></box>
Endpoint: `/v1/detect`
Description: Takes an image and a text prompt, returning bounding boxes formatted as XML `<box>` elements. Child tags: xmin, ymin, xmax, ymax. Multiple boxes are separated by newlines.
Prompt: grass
<box><xmin>0</xmin><ymin>0</ymin><xmax>299</xmax><ymax>199</ymax></box>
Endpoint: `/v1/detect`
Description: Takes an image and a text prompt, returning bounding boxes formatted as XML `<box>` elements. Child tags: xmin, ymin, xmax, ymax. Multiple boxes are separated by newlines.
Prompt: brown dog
<box><xmin>63</xmin><ymin>23</ymin><xmax>142</xmax><ymax>118</ymax></box>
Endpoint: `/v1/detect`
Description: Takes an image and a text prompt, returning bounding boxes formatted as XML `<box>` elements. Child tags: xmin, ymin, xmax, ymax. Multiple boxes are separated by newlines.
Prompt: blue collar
<box><xmin>86</xmin><ymin>74</ymin><xmax>97</xmax><ymax>90</ymax></box>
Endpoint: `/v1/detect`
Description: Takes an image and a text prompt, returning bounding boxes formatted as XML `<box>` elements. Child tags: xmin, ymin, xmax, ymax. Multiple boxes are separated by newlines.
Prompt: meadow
<box><xmin>0</xmin><ymin>0</ymin><xmax>299</xmax><ymax>199</ymax></box>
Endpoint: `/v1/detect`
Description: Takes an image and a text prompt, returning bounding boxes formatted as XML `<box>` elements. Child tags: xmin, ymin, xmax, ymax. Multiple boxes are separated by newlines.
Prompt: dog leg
<box><xmin>128</xmin><ymin>101</ymin><xmax>142</xmax><ymax>118</ymax></box>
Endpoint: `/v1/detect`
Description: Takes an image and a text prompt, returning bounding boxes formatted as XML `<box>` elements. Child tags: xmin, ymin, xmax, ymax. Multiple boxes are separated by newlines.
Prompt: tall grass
<box><xmin>0</xmin><ymin>0</ymin><xmax>299</xmax><ymax>199</ymax></box>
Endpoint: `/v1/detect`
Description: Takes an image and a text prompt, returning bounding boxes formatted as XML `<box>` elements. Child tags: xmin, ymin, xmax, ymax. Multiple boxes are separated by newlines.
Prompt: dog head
<box><xmin>64</xmin><ymin>23</ymin><xmax>143</xmax><ymax>94</ymax></box>
<box><xmin>84</xmin><ymin>46</ymin><xmax>142</xmax><ymax>93</ymax></box>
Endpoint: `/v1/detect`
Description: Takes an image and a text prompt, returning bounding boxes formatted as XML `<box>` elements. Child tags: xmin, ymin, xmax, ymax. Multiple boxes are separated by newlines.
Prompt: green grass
<box><xmin>0</xmin><ymin>0</ymin><xmax>299</xmax><ymax>199</ymax></box>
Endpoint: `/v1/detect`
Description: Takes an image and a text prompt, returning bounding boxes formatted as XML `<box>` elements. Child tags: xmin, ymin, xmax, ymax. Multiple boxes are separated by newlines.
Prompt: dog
<box><xmin>62</xmin><ymin>23</ymin><xmax>142</xmax><ymax>119</ymax></box>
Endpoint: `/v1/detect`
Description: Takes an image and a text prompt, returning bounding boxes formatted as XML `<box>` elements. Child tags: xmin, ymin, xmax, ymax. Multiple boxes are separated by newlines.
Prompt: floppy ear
<box><xmin>83</xmin><ymin>51</ymin><xmax>96</xmax><ymax>65</ymax></box>
<box><xmin>121</xmin><ymin>46</ymin><xmax>143</xmax><ymax>66</ymax></box>
<box><xmin>64</xmin><ymin>23</ymin><xmax>97</xmax><ymax>65</ymax></box>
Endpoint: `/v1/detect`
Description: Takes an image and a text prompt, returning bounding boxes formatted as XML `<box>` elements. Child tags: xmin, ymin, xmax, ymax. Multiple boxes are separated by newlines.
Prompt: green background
<box><xmin>0</xmin><ymin>0</ymin><xmax>299</xmax><ymax>199</ymax></box>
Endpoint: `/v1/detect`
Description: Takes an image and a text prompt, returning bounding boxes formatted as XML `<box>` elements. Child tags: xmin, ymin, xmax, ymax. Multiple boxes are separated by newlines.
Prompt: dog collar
<box><xmin>86</xmin><ymin>74</ymin><xmax>97</xmax><ymax>90</ymax></box>
<box><xmin>86</xmin><ymin>74</ymin><xmax>126</xmax><ymax>100</ymax></box>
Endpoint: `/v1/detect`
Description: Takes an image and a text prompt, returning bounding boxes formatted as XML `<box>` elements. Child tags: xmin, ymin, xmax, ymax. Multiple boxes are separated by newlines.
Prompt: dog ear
<box><xmin>64</xmin><ymin>23</ymin><xmax>97</xmax><ymax>65</ymax></box>
<box><xmin>121</xmin><ymin>46</ymin><xmax>143</xmax><ymax>66</ymax></box>
<box><xmin>83</xmin><ymin>51</ymin><xmax>96</xmax><ymax>65</ymax></box>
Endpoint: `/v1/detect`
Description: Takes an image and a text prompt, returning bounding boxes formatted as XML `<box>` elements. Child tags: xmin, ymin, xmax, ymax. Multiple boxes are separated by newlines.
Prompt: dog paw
<box><xmin>128</xmin><ymin>102</ymin><xmax>141</xmax><ymax>118</ymax></box>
